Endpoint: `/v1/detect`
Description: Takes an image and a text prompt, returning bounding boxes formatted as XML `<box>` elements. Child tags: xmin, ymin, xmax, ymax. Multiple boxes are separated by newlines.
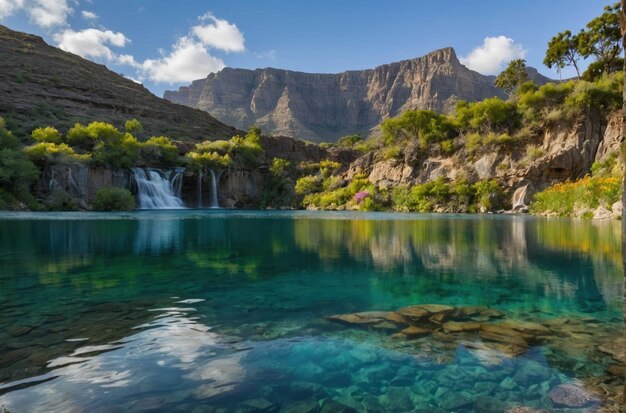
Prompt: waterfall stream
<box><xmin>208</xmin><ymin>169</ymin><xmax>223</xmax><ymax>209</ymax></box>
<box><xmin>131</xmin><ymin>167</ymin><xmax>185</xmax><ymax>209</ymax></box>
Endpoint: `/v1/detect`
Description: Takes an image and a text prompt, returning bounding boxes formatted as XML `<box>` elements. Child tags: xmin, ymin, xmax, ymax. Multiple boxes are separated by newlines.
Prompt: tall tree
<box><xmin>544</xmin><ymin>30</ymin><xmax>582</xmax><ymax>78</ymax></box>
<box><xmin>495</xmin><ymin>59</ymin><xmax>530</xmax><ymax>95</ymax></box>
<box><xmin>579</xmin><ymin>2</ymin><xmax>622</xmax><ymax>74</ymax></box>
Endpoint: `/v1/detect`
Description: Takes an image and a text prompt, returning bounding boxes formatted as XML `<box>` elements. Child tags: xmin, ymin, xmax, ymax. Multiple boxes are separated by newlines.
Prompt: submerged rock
<box><xmin>479</xmin><ymin>323</ymin><xmax>535</xmax><ymax>348</ymax></box>
<box><xmin>597</xmin><ymin>338</ymin><xmax>626</xmax><ymax>363</ymax></box>
<box><xmin>548</xmin><ymin>383</ymin><xmax>600</xmax><ymax>408</ymax></box>
<box><xmin>400</xmin><ymin>326</ymin><xmax>431</xmax><ymax>338</ymax></box>
<box><xmin>443</xmin><ymin>321</ymin><xmax>481</xmax><ymax>333</ymax></box>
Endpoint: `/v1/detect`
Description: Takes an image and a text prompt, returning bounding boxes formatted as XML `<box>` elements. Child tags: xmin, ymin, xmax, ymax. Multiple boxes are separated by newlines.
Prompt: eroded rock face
<box><xmin>165</xmin><ymin>48</ymin><xmax>508</xmax><ymax>143</ymax></box>
<box><xmin>38</xmin><ymin>163</ymin><xmax>130</xmax><ymax>206</ymax></box>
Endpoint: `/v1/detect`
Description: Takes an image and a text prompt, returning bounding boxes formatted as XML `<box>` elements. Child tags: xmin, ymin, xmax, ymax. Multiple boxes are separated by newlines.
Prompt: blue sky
<box><xmin>0</xmin><ymin>0</ymin><xmax>608</xmax><ymax>96</ymax></box>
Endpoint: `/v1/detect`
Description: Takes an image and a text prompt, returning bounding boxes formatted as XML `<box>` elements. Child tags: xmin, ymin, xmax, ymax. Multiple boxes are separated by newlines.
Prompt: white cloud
<box><xmin>81</xmin><ymin>10</ymin><xmax>98</xmax><ymax>20</ymax></box>
<box><xmin>0</xmin><ymin>0</ymin><xmax>24</xmax><ymax>19</ymax></box>
<box><xmin>191</xmin><ymin>12</ymin><xmax>245</xmax><ymax>52</ymax></box>
<box><xmin>460</xmin><ymin>36</ymin><xmax>526</xmax><ymax>75</ymax></box>
<box><xmin>55</xmin><ymin>28</ymin><xmax>129</xmax><ymax>60</ymax></box>
<box><xmin>0</xmin><ymin>0</ymin><xmax>71</xmax><ymax>28</ymax></box>
<box><xmin>115</xmin><ymin>12</ymin><xmax>244</xmax><ymax>84</ymax></box>
<box><xmin>136</xmin><ymin>36</ymin><xmax>225</xmax><ymax>83</ymax></box>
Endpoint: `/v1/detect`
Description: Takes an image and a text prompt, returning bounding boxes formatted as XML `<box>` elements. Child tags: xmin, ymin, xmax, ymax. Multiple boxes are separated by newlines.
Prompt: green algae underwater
<box><xmin>0</xmin><ymin>210</ymin><xmax>623</xmax><ymax>412</ymax></box>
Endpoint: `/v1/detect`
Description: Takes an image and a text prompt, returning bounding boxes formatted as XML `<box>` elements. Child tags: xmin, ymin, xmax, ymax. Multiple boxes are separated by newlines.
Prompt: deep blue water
<box><xmin>0</xmin><ymin>211</ymin><xmax>623</xmax><ymax>412</ymax></box>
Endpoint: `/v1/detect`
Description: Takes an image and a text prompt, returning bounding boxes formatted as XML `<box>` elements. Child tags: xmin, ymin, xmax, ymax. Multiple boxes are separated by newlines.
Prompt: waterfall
<box><xmin>131</xmin><ymin>167</ymin><xmax>185</xmax><ymax>209</ymax></box>
<box><xmin>197</xmin><ymin>171</ymin><xmax>203</xmax><ymax>208</ymax></box>
<box><xmin>208</xmin><ymin>169</ymin><xmax>223</xmax><ymax>209</ymax></box>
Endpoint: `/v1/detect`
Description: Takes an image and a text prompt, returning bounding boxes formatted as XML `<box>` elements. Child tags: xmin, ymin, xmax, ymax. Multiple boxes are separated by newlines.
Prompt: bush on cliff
<box><xmin>0</xmin><ymin>117</ymin><xmax>40</xmax><ymax>209</ymax></box>
<box><xmin>92</xmin><ymin>187</ymin><xmax>136</xmax><ymax>211</ymax></box>
<box><xmin>530</xmin><ymin>176</ymin><xmax>621</xmax><ymax>217</ymax></box>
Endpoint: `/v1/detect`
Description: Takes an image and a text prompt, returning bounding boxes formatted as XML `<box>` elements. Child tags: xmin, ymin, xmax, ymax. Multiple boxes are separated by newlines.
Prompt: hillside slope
<box><xmin>0</xmin><ymin>25</ymin><xmax>240</xmax><ymax>140</ymax></box>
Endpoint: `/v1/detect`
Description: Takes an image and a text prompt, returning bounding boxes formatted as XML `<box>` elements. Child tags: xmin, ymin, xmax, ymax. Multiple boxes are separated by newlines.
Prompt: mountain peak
<box><xmin>164</xmin><ymin>48</ymin><xmax>506</xmax><ymax>142</ymax></box>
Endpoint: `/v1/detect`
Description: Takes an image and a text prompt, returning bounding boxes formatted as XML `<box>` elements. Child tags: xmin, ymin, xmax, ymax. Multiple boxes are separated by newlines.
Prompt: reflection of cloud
<box><xmin>0</xmin><ymin>309</ymin><xmax>247</xmax><ymax>412</ymax></box>
<box><xmin>187</xmin><ymin>355</ymin><xmax>246</xmax><ymax>400</ymax></box>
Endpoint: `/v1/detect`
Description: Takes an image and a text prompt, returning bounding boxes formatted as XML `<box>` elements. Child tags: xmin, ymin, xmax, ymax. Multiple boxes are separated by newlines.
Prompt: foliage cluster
<box><xmin>92</xmin><ymin>187</ymin><xmax>136</xmax><ymax>211</ymax></box>
<box><xmin>28</xmin><ymin>120</ymin><xmax>182</xmax><ymax>168</ymax></box>
<box><xmin>530</xmin><ymin>176</ymin><xmax>621</xmax><ymax>217</ymax></box>
<box><xmin>186</xmin><ymin>126</ymin><xmax>263</xmax><ymax>173</ymax></box>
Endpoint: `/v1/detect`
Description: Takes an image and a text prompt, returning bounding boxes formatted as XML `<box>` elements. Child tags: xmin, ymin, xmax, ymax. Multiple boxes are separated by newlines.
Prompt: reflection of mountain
<box><xmin>292</xmin><ymin>216</ymin><xmax>623</xmax><ymax>310</ymax></box>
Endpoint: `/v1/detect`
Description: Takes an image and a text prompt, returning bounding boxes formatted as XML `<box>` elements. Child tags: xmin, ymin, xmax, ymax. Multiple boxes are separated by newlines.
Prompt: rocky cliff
<box><xmin>343</xmin><ymin>109</ymin><xmax>623</xmax><ymax>216</ymax></box>
<box><xmin>164</xmin><ymin>49</ymin><xmax>550</xmax><ymax>143</ymax></box>
<box><xmin>0</xmin><ymin>25</ymin><xmax>239</xmax><ymax>140</ymax></box>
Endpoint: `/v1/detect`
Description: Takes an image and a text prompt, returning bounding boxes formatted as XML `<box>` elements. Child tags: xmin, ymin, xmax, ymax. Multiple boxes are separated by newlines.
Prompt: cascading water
<box><xmin>197</xmin><ymin>171</ymin><xmax>203</xmax><ymax>208</ymax></box>
<box><xmin>208</xmin><ymin>169</ymin><xmax>223</xmax><ymax>209</ymax></box>
<box><xmin>131</xmin><ymin>167</ymin><xmax>185</xmax><ymax>209</ymax></box>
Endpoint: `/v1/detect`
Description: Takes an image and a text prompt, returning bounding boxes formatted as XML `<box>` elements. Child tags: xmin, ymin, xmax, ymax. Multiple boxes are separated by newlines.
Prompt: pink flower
<box><xmin>354</xmin><ymin>191</ymin><xmax>370</xmax><ymax>204</ymax></box>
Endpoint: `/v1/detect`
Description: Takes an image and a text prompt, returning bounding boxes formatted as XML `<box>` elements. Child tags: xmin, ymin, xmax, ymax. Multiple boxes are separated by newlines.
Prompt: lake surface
<box><xmin>0</xmin><ymin>211</ymin><xmax>623</xmax><ymax>412</ymax></box>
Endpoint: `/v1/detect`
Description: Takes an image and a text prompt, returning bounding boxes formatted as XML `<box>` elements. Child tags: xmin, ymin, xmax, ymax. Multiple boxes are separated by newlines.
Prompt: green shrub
<box><xmin>295</xmin><ymin>175</ymin><xmax>323</xmax><ymax>195</ymax></box>
<box><xmin>141</xmin><ymin>136</ymin><xmax>179</xmax><ymax>166</ymax></box>
<box><xmin>194</xmin><ymin>139</ymin><xmax>231</xmax><ymax>155</ymax></box>
<box><xmin>382</xmin><ymin>110</ymin><xmax>457</xmax><ymax>146</ymax></box>
<box><xmin>473</xmin><ymin>179</ymin><xmax>505</xmax><ymax>211</ymax></box>
<box><xmin>261</xmin><ymin>158</ymin><xmax>294</xmax><ymax>208</ymax></box>
<box><xmin>337</xmin><ymin>134</ymin><xmax>364</xmax><ymax>148</ymax></box>
<box><xmin>31</xmin><ymin>127</ymin><xmax>63</xmax><ymax>144</ymax></box>
<box><xmin>92</xmin><ymin>133</ymin><xmax>140</xmax><ymax>168</ymax></box>
<box><xmin>591</xmin><ymin>153</ymin><xmax>620</xmax><ymax>177</ymax></box>
<box><xmin>530</xmin><ymin>176</ymin><xmax>620</xmax><ymax>217</ymax></box>
<box><xmin>456</xmin><ymin>98</ymin><xmax>520</xmax><ymax>133</ymax></box>
<box><xmin>124</xmin><ymin>119</ymin><xmax>143</xmax><ymax>135</ymax></box>
<box><xmin>186</xmin><ymin>151</ymin><xmax>232</xmax><ymax>172</ymax></box>
<box><xmin>24</xmin><ymin>142</ymin><xmax>85</xmax><ymax>164</ymax></box>
<box><xmin>0</xmin><ymin>118</ymin><xmax>40</xmax><ymax>207</ymax></box>
<box><xmin>92</xmin><ymin>187</ymin><xmax>136</xmax><ymax>211</ymax></box>
<box><xmin>44</xmin><ymin>188</ymin><xmax>78</xmax><ymax>211</ymax></box>
<box><xmin>564</xmin><ymin>72</ymin><xmax>623</xmax><ymax>112</ymax></box>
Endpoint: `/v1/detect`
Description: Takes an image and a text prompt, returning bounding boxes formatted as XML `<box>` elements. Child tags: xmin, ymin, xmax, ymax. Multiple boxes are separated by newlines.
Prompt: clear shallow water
<box><xmin>0</xmin><ymin>211</ymin><xmax>623</xmax><ymax>412</ymax></box>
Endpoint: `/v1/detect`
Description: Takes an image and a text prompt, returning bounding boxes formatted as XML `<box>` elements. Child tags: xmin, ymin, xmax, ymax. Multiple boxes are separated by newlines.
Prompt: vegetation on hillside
<box><xmin>0</xmin><ymin>1</ymin><xmax>622</xmax><ymax>216</ymax></box>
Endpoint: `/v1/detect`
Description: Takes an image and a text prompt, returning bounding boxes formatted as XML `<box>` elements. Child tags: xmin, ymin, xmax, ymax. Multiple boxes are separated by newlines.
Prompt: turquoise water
<box><xmin>0</xmin><ymin>211</ymin><xmax>623</xmax><ymax>412</ymax></box>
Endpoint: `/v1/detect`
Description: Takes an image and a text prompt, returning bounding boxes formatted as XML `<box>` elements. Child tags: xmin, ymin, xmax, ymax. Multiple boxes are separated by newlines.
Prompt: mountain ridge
<box><xmin>0</xmin><ymin>25</ymin><xmax>240</xmax><ymax>140</ymax></box>
<box><xmin>165</xmin><ymin>48</ymin><xmax>551</xmax><ymax>142</ymax></box>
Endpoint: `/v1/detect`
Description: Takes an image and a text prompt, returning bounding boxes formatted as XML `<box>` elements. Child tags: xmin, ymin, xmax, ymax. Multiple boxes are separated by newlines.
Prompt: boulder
<box><xmin>548</xmin><ymin>383</ymin><xmax>600</xmax><ymax>408</ymax></box>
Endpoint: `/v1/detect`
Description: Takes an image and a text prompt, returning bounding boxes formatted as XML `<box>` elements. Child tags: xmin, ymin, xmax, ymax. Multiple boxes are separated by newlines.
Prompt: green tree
<box><xmin>0</xmin><ymin>117</ymin><xmax>40</xmax><ymax>208</ymax></box>
<box><xmin>495</xmin><ymin>59</ymin><xmax>530</xmax><ymax>95</ymax></box>
<box><xmin>578</xmin><ymin>2</ymin><xmax>622</xmax><ymax>75</ymax></box>
<box><xmin>31</xmin><ymin>126</ymin><xmax>63</xmax><ymax>144</ymax></box>
<box><xmin>544</xmin><ymin>30</ymin><xmax>582</xmax><ymax>78</ymax></box>
<box><xmin>124</xmin><ymin>119</ymin><xmax>144</xmax><ymax>136</ymax></box>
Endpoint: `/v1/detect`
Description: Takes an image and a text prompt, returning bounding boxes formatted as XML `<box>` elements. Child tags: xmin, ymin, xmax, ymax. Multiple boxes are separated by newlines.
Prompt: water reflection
<box><xmin>0</xmin><ymin>211</ymin><xmax>623</xmax><ymax>412</ymax></box>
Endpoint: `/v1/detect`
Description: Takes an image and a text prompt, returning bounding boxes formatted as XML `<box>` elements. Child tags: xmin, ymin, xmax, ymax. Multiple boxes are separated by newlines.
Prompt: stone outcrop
<box><xmin>164</xmin><ymin>48</ymin><xmax>521</xmax><ymax>142</ymax></box>
<box><xmin>0</xmin><ymin>25</ymin><xmax>239</xmax><ymax>140</ymax></box>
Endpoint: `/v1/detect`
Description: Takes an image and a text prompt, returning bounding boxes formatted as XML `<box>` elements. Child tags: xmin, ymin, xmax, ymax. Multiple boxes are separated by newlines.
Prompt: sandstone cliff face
<box><xmin>0</xmin><ymin>25</ymin><xmax>239</xmax><ymax>140</ymax></box>
<box><xmin>164</xmin><ymin>48</ymin><xmax>511</xmax><ymax>143</ymax></box>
